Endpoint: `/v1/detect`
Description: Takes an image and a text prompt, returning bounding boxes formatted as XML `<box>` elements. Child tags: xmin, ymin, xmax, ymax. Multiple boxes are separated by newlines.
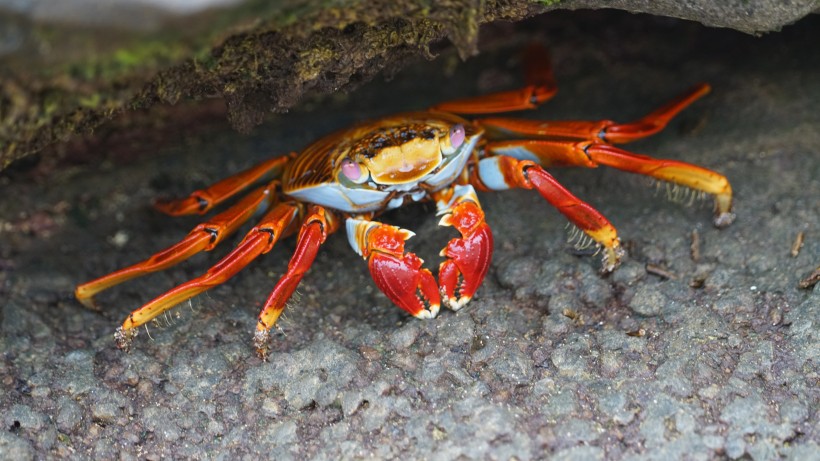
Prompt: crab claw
<box><xmin>369</xmin><ymin>252</ymin><xmax>441</xmax><ymax>318</ymax></box>
<box><xmin>362</xmin><ymin>225</ymin><xmax>441</xmax><ymax>318</ymax></box>
<box><xmin>437</xmin><ymin>191</ymin><xmax>493</xmax><ymax>310</ymax></box>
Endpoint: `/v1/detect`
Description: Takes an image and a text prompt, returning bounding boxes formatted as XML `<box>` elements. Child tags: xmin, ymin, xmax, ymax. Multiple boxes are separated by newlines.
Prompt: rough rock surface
<box><xmin>1</xmin><ymin>11</ymin><xmax>819</xmax><ymax>460</ymax></box>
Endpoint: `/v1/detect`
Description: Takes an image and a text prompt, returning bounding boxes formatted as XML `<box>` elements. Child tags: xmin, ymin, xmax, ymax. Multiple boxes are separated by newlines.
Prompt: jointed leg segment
<box><xmin>430</xmin><ymin>44</ymin><xmax>557</xmax><ymax>114</ymax></box>
<box><xmin>478</xmin><ymin>84</ymin><xmax>712</xmax><ymax>143</ymax></box>
<box><xmin>154</xmin><ymin>155</ymin><xmax>291</xmax><ymax>216</ymax></box>
<box><xmin>254</xmin><ymin>205</ymin><xmax>339</xmax><ymax>358</ymax></box>
<box><xmin>479</xmin><ymin>83</ymin><xmax>733</xmax><ymax>227</ymax></box>
<box><xmin>474</xmin><ymin>156</ymin><xmax>623</xmax><ymax>271</ymax></box>
<box><xmin>75</xmin><ymin>183</ymin><xmax>279</xmax><ymax>308</ymax></box>
<box><xmin>115</xmin><ymin>201</ymin><xmax>301</xmax><ymax>351</ymax></box>
<box><xmin>584</xmin><ymin>144</ymin><xmax>733</xmax><ymax>227</ymax></box>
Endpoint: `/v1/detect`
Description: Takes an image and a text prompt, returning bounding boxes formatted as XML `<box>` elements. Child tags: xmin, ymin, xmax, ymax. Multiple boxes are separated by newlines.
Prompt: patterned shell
<box><xmin>282</xmin><ymin>111</ymin><xmax>476</xmax><ymax>194</ymax></box>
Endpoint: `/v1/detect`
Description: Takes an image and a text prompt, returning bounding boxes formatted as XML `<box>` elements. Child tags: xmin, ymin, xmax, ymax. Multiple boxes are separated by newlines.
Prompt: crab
<box><xmin>76</xmin><ymin>45</ymin><xmax>734</xmax><ymax>358</ymax></box>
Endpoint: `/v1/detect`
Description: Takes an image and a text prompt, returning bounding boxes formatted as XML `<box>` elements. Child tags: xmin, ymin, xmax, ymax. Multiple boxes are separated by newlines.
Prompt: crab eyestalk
<box><xmin>440</xmin><ymin>123</ymin><xmax>466</xmax><ymax>155</ymax></box>
<box><xmin>339</xmin><ymin>158</ymin><xmax>370</xmax><ymax>184</ymax></box>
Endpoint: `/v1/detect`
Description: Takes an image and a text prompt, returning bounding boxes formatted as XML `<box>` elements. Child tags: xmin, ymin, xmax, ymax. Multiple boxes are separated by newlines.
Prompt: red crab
<box><xmin>76</xmin><ymin>45</ymin><xmax>733</xmax><ymax>358</ymax></box>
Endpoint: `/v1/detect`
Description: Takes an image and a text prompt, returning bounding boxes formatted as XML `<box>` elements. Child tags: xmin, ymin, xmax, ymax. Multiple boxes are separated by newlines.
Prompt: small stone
<box><xmin>552</xmin><ymin>445</ymin><xmax>605</xmax><ymax>461</ymax></box>
<box><xmin>675</xmin><ymin>410</ymin><xmax>696</xmax><ymax>433</ymax></box>
<box><xmin>596</xmin><ymin>390</ymin><xmax>635</xmax><ymax>425</ymax></box>
<box><xmin>551</xmin><ymin>338</ymin><xmax>590</xmax><ymax>376</ymax></box>
<box><xmin>779</xmin><ymin>400</ymin><xmax>808</xmax><ymax>423</ymax></box>
<box><xmin>55</xmin><ymin>397</ymin><xmax>82</xmax><ymax>433</ymax></box>
<box><xmin>628</xmin><ymin>284</ymin><xmax>666</xmax><ymax>316</ymax></box>
<box><xmin>610</xmin><ymin>260</ymin><xmax>645</xmax><ymax>286</ymax></box>
<box><xmin>0</xmin><ymin>431</ymin><xmax>33</xmax><ymax>461</ymax></box>
<box><xmin>265</xmin><ymin>420</ymin><xmax>298</xmax><ymax>445</ymax></box>
<box><xmin>91</xmin><ymin>401</ymin><xmax>119</xmax><ymax>425</ymax></box>
<box><xmin>559</xmin><ymin>418</ymin><xmax>602</xmax><ymax>444</ymax></box>
<box><xmin>388</xmin><ymin>323</ymin><xmax>420</xmax><ymax>349</ymax></box>
<box><xmin>4</xmin><ymin>404</ymin><xmax>47</xmax><ymax>433</ymax></box>
<box><xmin>725</xmin><ymin>436</ymin><xmax>746</xmax><ymax>459</ymax></box>
<box><xmin>487</xmin><ymin>347</ymin><xmax>534</xmax><ymax>383</ymax></box>
<box><xmin>538</xmin><ymin>388</ymin><xmax>578</xmax><ymax>419</ymax></box>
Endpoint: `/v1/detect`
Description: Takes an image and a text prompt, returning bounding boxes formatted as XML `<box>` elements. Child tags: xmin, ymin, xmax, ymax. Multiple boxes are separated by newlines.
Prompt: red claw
<box><xmin>364</xmin><ymin>225</ymin><xmax>440</xmax><ymax>318</ymax></box>
<box><xmin>438</xmin><ymin>200</ymin><xmax>493</xmax><ymax>310</ymax></box>
<box><xmin>369</xmin><ymin>252</ymin><xmax>441</xmax><ymax>318</ymax></box>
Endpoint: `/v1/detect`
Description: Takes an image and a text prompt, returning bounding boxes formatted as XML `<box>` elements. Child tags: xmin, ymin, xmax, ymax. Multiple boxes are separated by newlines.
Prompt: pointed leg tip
<box><xmin>601</xmin><ymin>242</ymin><xmax>625</xmax><ymax>273</ymax></box>
<box><xmin>253</xmin><ymin>328</ymin><xmax>271</xmax><ymax>360</ymax></box>
<box><xmin>75</xmin><ymin>284</ymin><xmax>103</xmax><ymax>311</ymax></box>
<box><xmin>114</xmin><ymin>326</ymin><xmax>136</xmax><ymax>352</ymax></box>
<box><xmin>152</xmin><ymin>198</ymin><xmax>177</xmax><ymax>215</ymax></box>
<box><xmin>76</xmin><ymin>294</ymin><xmax>101</xmax><ymax>311</ymax></box>
<box><xmin>153</xmin><ymin>196</ymin><xmax>206</xmax><ymax>216</ymax></box>
<box><xmin>714</xmin><ymin>212</ymin><xmax>735</xmax><ymax>229</ymax></box>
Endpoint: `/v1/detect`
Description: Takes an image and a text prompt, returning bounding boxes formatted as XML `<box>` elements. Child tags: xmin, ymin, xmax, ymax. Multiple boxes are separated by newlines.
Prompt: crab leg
<box><xmin>432</xmin><ymin>185</ymin><xmax>493</xmax><ymax>310</ymax></box>
<box><xmin>346</xmin><ymin>218</ymin><xmax>442</xmax><ymax>319</ymax></box>
<box><xmin>589</xmin><ymin>144</ymin><xmax>732</xmax><ymax>227</ymax></box>
<box><xmin>155</xmin><ymin>155</ymin><xmax>292</xmax><ymax>216</ymax></box>
<box><xmin>478</xmin><ymin>83</ymin><xmax>711</xmax><ymax>143</ymax></box>
<box><xmin>473</xmin><ymin>156</ymin><xmax>623</xmax><ymax>271</ymax></box>
<box><xmin>114</xmin><ymin>201</ymin><xmax>301</xmax><ymax>351</ymax></box>
<box><xmin>75</xmin><ymin>183</ymin><xmax>278</xmax><ymax>308</ymax></box>
<box><xmin>484</xmin><ymin>140</ymin><xmax>733</xmax><ymax>227</ymax></box>
<box><xmin>431</xmin><ymin>44</ymin><xmax>557</xmax><ymax>114</ymax></box>
<box><xmin>477</xmin><ymin>83</ymin><xmax>732</xmax><ymax>227</ymax></box>
<box><xmin>254</xmin><ymin>205</ymin><xmax>339</xmax><ymax>358</ymax></box>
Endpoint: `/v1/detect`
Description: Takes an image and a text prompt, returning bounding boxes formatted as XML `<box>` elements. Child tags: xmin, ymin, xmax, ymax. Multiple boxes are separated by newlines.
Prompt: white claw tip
<box><xmin>447</xmin><ymin>297</ymin><xmax>471</xmax><ymax>311</ymax></box>
<box><xmin>438</xmin><ymin>213</ymin><xmax>454</xmax><ymax>227</ymax></box>
<box><xmin>414</xmin><ymin>305</ymin><xmax>440</xmax><ymax>319</ymax></box>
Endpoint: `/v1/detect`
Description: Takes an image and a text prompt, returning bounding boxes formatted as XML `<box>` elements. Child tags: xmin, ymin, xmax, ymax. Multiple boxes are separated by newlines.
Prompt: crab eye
<box><xmin>449</xmin><ymin>124</ymin><xmax>465</xmax><ymax>150</ymax></box>
<box><xmin>340</xmin><ymin>158</ymin><xmax>369</xmax><ymax>184</ymax></box>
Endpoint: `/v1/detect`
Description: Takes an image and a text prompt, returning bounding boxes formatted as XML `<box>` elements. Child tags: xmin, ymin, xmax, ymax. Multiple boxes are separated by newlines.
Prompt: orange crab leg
<box><xmin>346</xmin><ymin>218</ymin><xmax>442</xmax><ymax>319</ymax></box>
<box><xmin>75</xmin><ymin>183</ymin><xmax>278</xmax><ymax>308</ymax></box>
<box><xmin>431</xmin><ymin>44</ymin><xmax>557</xmax><ymax>114</ymax></box>
<box><xmin>603</xmin><ymin>83</ymin><xmax>711</xmax><ymax>143</ymax></box>
<box><xmin>478</xmin><ymin>84</ymin><xmax>711</xmax><ymax>143</ymax></box>
<box><xmin>485</xmin><ymin>140</ymin><xmax>733</xmax><ymax>227</ymax></box>
<box><xmin>588</xmin><ymin>144</ymin><xmax>733</xmax><ymax>227</ymax></box>
<box><xmin>254</xmin><ymin>205</ymin><xmax>339</xmax><ymax>358</ymax></box>
<box><xmin>114</xmin><ymin>201</ymin><xmax>301</xmax><ymax>351</ymax></box>
<box><xmin>432</xmin><ymin>185</ymin><xmax>493</xmax><ymax>310</ymax></box>
<box><xmin>155</xmin><ymin>155</ymin><xmax>292</xmax><ymax>216</ymax></box>
<box><xmin>473</xmin><ymin>156</ymin><xmax>623</xmax><ymax>271</ymax></box>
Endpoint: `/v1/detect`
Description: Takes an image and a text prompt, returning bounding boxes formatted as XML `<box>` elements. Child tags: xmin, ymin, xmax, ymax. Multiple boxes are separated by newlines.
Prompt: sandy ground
<box><xmin>1</xmin><ymin>11</ymin><xmax>818</xmax><ymax>460</ymax></box>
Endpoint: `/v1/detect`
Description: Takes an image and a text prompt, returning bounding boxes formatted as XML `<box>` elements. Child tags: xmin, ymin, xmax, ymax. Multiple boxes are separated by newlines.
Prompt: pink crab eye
<box><xmin>449</xmin><ymin>124</ymin><xmax>465</xmax><ymax>150</ymax></box>
<box><xmin>341</xmin><ymin>158</ymin><xmax>367</xmax><ymax>183</ymax></box>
